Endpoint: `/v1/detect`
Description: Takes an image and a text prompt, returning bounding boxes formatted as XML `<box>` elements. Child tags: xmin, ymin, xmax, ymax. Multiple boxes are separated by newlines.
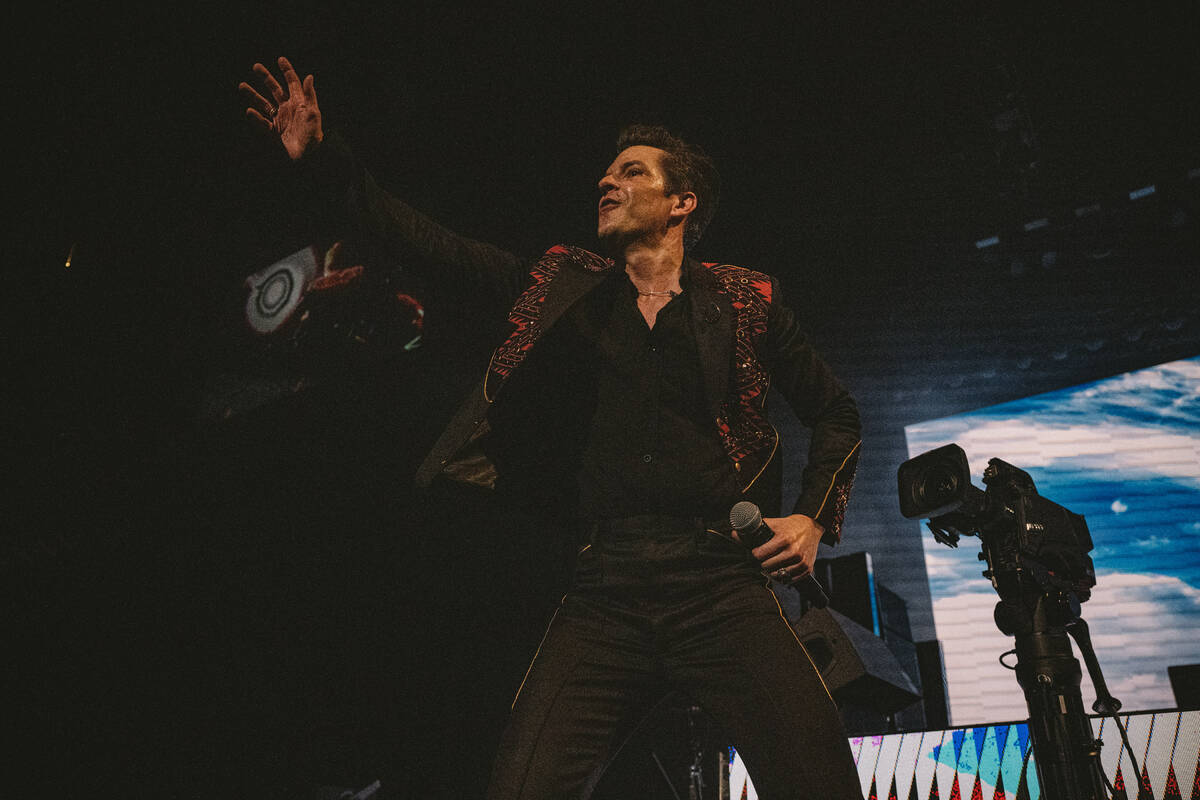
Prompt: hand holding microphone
<box><xmin>729</xmin><ymin>501</ymin><xmax>830</xmax><ymax>608</ymax></box>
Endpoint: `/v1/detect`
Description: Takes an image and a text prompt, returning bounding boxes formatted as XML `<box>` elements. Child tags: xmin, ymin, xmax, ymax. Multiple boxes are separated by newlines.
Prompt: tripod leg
<box><xmin>1012</xmin><ymin>599</ymin><xmax>1108</xmax><ymax>800</ymax></box>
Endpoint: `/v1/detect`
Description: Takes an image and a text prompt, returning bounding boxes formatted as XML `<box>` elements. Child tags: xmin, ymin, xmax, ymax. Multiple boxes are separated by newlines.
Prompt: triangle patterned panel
<box><xmin>955</xmin><ymin>726</ymin><xmax>981</xmax><ymax>799</ymax></box>
<box><xmin>850</xmin><ymin>736</ymin><xmax>867</xmax><ymax>766</ymax></box>
<box><xmin>915</xmin><ymin>730</ymin><xmax>947</xmax><ymax>800</ymax></box>
<box><xmin>1148</xmin><ymin>713</ymin><xmax>1183</xmax><ymax>800</ymax></box>
<box><xmin>1123</xmin><ymin>712</ymin><xmax>1157</xmax><ymax>790</ymax></box>
<box><xmin>1163</xmin><ymin>711</ymin><xmax>1200</xmax><ymax>800</ymax></box>
<box><xmin>975</xmin><ymin>725</ymin><xmax>1003</xmax><ymax>799</ymax></box>
<box><xmin>894</xmin><ymin>730</ymin><xmax>929</xmax><ymax>800</ymax></box>
<box><xmin>1097</xmin><ymin>715</ymin><xmax>1127</xmax><ymax>789</ymax></box>
<box><xmin>1113</xmin><ymin>765</ymin><xmax>1128</xmax><ymax>800</ymax></box>
<box><xmin>859</xmin><ymin>736</ymin><xmax>886</xmax><ymax>800</ymax></box>
<box><xmin>873</xmin><ymin>732</ymin><xmax>904</xmax><ymax>800</ymax></box>
<box><xmin>999</xmin><ymin>724</ymin><xmax>1028</xmax><ymax>800</ymax></box>
<box><xmin>914</xmin><ymin>729</ymin><xmax>944</xmax><ymax>800</ymax></box>
<box><xmin>934</xmin><ymin>729</ymin><xmax>960</xmax><ymax>800</ymax></box>
<box><xmin>1017</xmin><ymin>740</ymin><xmax>1040</xmax><ymax>800</ymax></box>
<box><xmin>991</xmin><ymin>771</ymin><xmax>1006</xmax><ymax>800</ymax></box>
<box><xmin>1164</xmin><ymin>763</ymin><xmax>1183</xmax><ymax>800</ymax></box>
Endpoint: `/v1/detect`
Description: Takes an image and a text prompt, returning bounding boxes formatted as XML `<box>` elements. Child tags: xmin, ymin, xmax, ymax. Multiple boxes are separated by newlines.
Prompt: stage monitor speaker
<box><xmin>916</xmin><ymin>639</ymin><xmax>949</xmax><ymax>729</ymax></box>
<box><xmin>791</xmin><ymin>607</ymin><xmax>921</xmax><ymax>715</ymax></box>
<box><xmin>1169</xmin><ymin>664</ymin><xmax>1200</xmax><ymax>709</ymax></box>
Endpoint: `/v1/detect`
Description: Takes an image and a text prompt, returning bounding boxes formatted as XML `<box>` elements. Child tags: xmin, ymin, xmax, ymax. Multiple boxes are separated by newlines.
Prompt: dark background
<box><xmin>12</xmin><ymin>4</ymin><xmax>1200</xmax><ymax>798</ymax></box>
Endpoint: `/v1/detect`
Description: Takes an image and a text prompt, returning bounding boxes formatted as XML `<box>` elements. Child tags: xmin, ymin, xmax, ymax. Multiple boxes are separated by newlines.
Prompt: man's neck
<box><xmin>621</xmin><ymin>240</ymin><xmax>685</xmax><ymax>293</ymax></box>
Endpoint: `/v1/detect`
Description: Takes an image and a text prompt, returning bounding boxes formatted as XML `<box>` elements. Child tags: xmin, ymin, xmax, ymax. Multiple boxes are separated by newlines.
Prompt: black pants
<box><xmin>485</xmin><ymin>515</ymin><xmax>863</xmax><ymax>800</ymax></box>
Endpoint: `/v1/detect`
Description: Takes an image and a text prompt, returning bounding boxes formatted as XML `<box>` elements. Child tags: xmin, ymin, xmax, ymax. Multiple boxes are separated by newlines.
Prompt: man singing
<box><xmin>241</xmin><ymin>56</ymin><xmax>864</xmax><ymax>800</ymax></box>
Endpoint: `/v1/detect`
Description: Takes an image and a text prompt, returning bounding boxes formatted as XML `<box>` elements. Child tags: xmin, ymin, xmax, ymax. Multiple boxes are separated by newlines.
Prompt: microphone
<box><xmin>729</xmin><ymin>501</ymin><xmax>829</xmax><ymax>609</ymax></box>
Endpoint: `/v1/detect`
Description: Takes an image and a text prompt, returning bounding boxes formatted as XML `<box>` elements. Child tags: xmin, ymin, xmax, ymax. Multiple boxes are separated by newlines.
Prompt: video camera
<box><xmin>897</xmin><ymin>442</ymin><xmax>1096</xmax><ymax>605</ymax></box>
<box><xmin>897</xmin><ymin>443</ymin><xmax>1124</xmax><ymax>799</ymax></box>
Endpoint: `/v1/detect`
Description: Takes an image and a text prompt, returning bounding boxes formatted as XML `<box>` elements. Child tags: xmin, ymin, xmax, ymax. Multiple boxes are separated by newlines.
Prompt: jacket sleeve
<box><xmin>300</xmin><ymin>130</ymin><xmax>531</xmax><ymax>309</ymax></box>
<box><xmin>760</xmin><ymin>277</ymin><xmax>861</xmax><ymax>544</ymax></box>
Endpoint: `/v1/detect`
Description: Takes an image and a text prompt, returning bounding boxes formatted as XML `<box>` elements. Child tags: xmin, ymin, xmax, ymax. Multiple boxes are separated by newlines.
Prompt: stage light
<box><xmin>1128</xmin><ymin>184</ymin><xmax>1156</xmax><ymax>201</ymax></box>
<box><xmin>975</xmin><ymin>235</ymin><xmax>1000</xmax><ymax>249</ymax></box>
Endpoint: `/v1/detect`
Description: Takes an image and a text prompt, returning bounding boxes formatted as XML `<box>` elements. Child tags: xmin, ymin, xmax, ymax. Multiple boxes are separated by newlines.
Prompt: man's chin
<box><xmin>595</xmin><ymin>229</ymin><xmax>622</xmax><ymax>257</ymax></box>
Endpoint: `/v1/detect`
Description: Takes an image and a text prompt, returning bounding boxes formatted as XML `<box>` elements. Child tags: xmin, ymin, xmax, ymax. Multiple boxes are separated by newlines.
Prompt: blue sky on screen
<box><xmin>905</xmin><ymin>356</ymin><xmax>1200</xmax><ymax>724</ymax></box>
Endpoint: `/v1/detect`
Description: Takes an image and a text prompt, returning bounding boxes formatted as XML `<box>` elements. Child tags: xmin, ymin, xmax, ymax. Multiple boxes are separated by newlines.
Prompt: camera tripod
<box><xmin>898</xmin><ymin>446</ymin><xmax>1138</xmax><ymax>799</ymax></box>
<box><xmin>995</xmin><ymin>585</ymin><xmax>1127</xmax><ymax>800</ymax></box>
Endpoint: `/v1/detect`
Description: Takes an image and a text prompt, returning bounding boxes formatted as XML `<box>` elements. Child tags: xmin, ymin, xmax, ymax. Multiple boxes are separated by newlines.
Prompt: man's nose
<box><xmin>597</xmin><ymin>173</ymin><xmax>617</xmax><ymax>192</ymax></box>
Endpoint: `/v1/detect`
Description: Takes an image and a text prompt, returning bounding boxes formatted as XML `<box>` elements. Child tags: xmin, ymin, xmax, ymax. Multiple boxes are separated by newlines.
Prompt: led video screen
<box><xmin>732</xmin><ymin>709</ymin><xmax>1200</xmax><ymax>800</ymax></box>
<box><xmin>904</xmin><ymin>356</ymin><xmax>1200</xmax><ymax>726</ymax></box>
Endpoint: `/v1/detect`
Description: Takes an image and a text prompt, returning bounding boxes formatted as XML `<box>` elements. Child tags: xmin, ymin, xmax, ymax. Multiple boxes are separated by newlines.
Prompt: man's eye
<box><xmin>628</xmin><ymin>168</ymin><xmax>643</xmax><ymax>177</ymax></box>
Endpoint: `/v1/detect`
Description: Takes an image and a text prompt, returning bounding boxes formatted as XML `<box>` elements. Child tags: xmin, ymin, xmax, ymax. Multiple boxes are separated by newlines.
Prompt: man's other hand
<box><xmin>239</xmin><ymin>56</ymin><xmax>323</xmax><ymax>161</ymax></box>
<box><xmin>754</xmin><ymin>513</ymin><xmax>824</xmax><ymax>584</ymax></box>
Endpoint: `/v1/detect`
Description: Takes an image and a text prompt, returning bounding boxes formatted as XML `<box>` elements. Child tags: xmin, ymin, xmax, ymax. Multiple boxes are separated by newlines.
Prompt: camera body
<box><xmin>897</xmin><ymin>443</ymin><xmax>1096</xmax><ymax>602</ymax></box>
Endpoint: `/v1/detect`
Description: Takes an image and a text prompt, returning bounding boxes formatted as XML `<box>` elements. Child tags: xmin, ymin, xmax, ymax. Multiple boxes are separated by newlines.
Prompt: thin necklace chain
<box><xmin>637</xmin><ymin>289</ymin><xmax>680</xmax><ymax>298</ymax></box>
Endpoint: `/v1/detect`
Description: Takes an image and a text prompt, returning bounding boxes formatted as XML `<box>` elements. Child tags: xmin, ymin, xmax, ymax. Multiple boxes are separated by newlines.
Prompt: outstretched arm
<box><xmin>239</xmin><ymin>56</ymin><xmax>323</xmax><ymax>161</ymax></box>
<box><xmin>238</xmin><ymin>56</ymin><xmax>528</xmax><ymax>307</ymax></box>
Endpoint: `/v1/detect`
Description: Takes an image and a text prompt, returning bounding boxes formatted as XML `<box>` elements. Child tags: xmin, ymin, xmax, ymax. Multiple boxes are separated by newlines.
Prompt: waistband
<box><xmin>584</xmin><ymin>513</ymin><xmax>732</xmax><ymax>538</ymax></box>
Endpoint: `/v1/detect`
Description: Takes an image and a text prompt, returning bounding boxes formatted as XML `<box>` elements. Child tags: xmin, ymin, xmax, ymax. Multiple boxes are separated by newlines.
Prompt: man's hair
<box><xmin>616</xmin><ymin>124</ymin><xmax>720</xmax><ymax>249</ymax></box>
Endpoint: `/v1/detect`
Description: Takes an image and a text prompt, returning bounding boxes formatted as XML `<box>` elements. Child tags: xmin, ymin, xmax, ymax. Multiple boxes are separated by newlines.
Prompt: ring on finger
<box><xmin>772</xmin><ymin>567</ymin><xmax>789</xmax><ymax>580</ymax></box>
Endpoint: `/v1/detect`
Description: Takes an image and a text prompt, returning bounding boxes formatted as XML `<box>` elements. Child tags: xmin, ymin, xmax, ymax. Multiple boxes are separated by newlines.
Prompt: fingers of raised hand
<box><xmin>278</xmin><ymin>56</ymin><xmax>304</xmax><ymax>95</ymax></box>
<box><xmin>252</xmin><ymin>61</ymin><xmax>286</xmax><ymax>104</ymax></box>
<box><xmin>239</xmin><ymin>82</ymin><xmax>276</xmax><ymax>118</ymax></box>
<box><xmin>244</xmin><ymin>107</ymin><xmax>272</xmax><ymax>130</ymax></box>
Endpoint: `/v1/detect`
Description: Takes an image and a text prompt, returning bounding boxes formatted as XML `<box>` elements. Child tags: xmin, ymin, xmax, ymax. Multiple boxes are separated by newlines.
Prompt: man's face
<box><xmin>597</xmin><ymin>145</ymin><xmax>682</xmax><ymax>247</ymax></box>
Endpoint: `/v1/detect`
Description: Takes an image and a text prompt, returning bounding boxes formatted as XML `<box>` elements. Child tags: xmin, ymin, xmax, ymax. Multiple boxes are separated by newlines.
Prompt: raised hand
<box><xmin>238</xmin><ymin>56</ymin><xmax>323</xmax><ymax>160</ymax></box>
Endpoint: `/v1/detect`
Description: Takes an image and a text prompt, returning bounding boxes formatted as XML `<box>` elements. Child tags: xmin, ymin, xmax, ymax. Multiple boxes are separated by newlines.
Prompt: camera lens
<box><xmin>897</xmin><ymin>442</ymin><xmax>972</xmax><ymax>519</ymax></box>
<box><xmin>917</xmin><ymin>462</ymin><xmax>960</xmax><ymax>508</ymax></box>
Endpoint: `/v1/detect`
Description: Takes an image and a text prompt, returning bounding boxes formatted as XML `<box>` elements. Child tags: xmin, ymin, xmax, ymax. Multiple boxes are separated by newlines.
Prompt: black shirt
<box><xmin>576</xmin><ymin>272</ymin><xmax>742</xmax><ymax>520</ymax></box>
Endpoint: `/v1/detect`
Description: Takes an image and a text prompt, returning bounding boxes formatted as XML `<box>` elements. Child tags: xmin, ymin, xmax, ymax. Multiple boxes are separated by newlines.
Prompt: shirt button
<box><xmin>649</xmin><ymin>344</ymin><xmax>658</xmax><ymax>353</ymax></box>
<box><xmin>642</xmin><ymin>454</ymin><xmax>653</xmax><ymax>463</ymax></box>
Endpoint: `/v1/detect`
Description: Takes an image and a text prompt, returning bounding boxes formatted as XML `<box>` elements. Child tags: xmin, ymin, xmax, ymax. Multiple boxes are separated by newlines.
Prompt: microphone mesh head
<box><xmin>729</xmin><ymin>501</ymin><xmax>762</xmax><ymax>532</ymax></box>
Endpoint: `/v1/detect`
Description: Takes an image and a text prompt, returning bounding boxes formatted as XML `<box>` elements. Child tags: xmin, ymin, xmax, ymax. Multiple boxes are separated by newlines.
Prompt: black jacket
<box><xmin>303</xmin><ymin>133</ymin><xmax>861</xmax><ymax>542</ymax></box>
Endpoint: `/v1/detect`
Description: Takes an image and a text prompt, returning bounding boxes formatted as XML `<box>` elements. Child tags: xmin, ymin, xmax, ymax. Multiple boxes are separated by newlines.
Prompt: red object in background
<box><xmin>243</xmin><ymin>242</ymin><xmax>425</xmax><ymax>356</ymax></box>
<box><xmin>308</xmin><ymin>264</ymin><xmax>365</xmax><ymax>292</ymax></box>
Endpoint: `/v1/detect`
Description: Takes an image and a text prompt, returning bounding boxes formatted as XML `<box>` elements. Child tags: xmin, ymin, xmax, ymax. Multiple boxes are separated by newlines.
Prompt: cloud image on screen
<box><xmin>905</xmin><ymin>356</ymin><xmax>1200</xmax><ymax>726</ymax></box>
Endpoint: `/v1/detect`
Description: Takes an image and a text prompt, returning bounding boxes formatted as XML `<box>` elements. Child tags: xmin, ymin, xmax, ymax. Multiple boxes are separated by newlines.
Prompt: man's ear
<box><xmin>669</xmin><ymin>191</ymin><xmax>697</xmax><ymax>223</ymax></box>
